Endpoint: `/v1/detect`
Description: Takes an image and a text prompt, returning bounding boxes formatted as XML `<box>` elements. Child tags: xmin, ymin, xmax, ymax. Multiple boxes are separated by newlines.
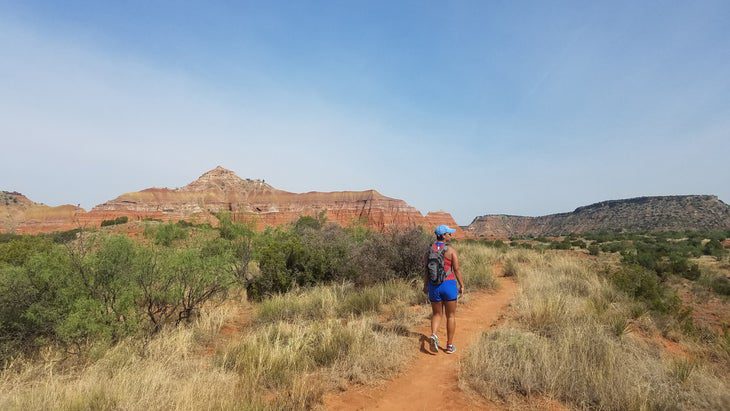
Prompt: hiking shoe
<box><xmin>430</xmin><ymin>334</ymin><xmax>439</xmax><ymax>353</ymax></box>
<box><xmin>445</xmin><ymin>344</ymin><xmax>456</xmax><ymax>354</ymax></box>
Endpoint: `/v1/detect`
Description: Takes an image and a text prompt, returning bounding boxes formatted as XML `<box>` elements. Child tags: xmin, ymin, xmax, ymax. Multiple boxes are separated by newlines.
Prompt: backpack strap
<box><xmin>440</xmin><ymin>246</ymin><xmax>453</xmax><ymax>276</ymax></box>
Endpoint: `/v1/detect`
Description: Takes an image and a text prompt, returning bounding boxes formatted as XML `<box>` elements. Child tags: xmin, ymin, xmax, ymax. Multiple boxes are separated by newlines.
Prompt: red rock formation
<box><xmin>231</xmin><ymin>189</ymin><xmax>426</xmax><ymax>231</ymax></box>
<box><xmin>1</xmin><ymin>191</ymin><xmax>85</xmax><ymax>234</ymax></box>
<box><xmin>79</xmin><ymin>167</ymin><xmax>429</xmax><ymax>232</ymax></box>
<box><xmin>3</xmin><ymin>167</ymin><xmax>463</xmax><ymax>235</ymax></box>
<box><xmin>422</xmin><ymin>211</ymin><xmax>465</xmax><ymax>238</ymax></box>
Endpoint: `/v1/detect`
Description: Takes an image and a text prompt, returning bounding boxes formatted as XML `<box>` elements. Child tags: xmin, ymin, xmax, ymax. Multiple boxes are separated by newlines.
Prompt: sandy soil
<box><xmin>324</xmin><ymin>276</ymin><xmax>519</xmax><ymax>411</ymax></box>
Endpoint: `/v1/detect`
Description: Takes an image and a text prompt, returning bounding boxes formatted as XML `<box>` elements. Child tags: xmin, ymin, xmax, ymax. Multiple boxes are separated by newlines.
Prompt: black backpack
<box><xmin>426</xmin><ymin>244</ymin><xmax>452</xmax><ymax>285</ymax></box>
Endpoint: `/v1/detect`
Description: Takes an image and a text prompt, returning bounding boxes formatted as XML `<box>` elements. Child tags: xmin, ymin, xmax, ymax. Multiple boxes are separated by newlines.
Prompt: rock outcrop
<box><xmin>0</xmin><ymin>191</ymin><xmax>84</xmax><ymax>234</ymax></box>
<box><xmin>80</xmin><ymin>167</ymin><xmax>430</xmax><ymax>231</ymax></box>
<box><xmin>467</xmin><ymin>195</ymin><xmax>730</xmax><ymax>238</ymax></box>
<box><xmin>2</xmin><ymin>167</ymin><xmax>459</xmax><ymax>235</ymax></box>
<box><xmin>423</xmin><ymin>211</ymin><xmax>465</xmax><ymax>238</ymax></box>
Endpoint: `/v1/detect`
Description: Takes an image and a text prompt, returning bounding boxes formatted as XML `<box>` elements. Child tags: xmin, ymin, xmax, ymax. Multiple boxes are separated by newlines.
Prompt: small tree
<box><xmin>215</xmin><ymin>214</ymin><xmax>255</xmax><ymax>285</ymax></box>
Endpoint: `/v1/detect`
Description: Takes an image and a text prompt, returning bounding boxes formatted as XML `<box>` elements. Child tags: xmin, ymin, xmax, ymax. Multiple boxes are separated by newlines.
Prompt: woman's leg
<box><xmin>444</xmin><ymin>300</ymin><xmax>458</xmax><ymax>345</ymax></box>
<box><xmin>430</xmin><ymin>302</ymin><xmax>443</xmax><ymax>336</ymax></box>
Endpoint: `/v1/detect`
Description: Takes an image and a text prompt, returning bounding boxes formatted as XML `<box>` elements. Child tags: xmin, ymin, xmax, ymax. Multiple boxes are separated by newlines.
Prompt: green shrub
<box><xmin>61</xmin><ymin>235</ymin><xmax>143</xmax><ymax>342</ymax></box>
<box><xmin>703</xmin><ymin>239</ymin><xmax>725</xmax><ymax>257</ymax></box>
<box><xmin>100</xmin><ymin>216</ymin><xmax>129</xmax><ymax>227</ymax></box>
<box><xmin>384</xmin><ymin>227</ymin><xmax>432</xmax><ymax>280</ymax></box>
<box><xmin>0</xmin><ymin>249</ymin><xmax>74</xmax><ymax>357</ymax></box>
<box><xmin>610</xmin><ymin>265</ymin><xmax>680</xmax><ymax>314</ymax></box>
<box><xmin>0</xmin><ymin>233</ymin><xmax>237</xmax><ymax>359</ymax></box>
<box><xmin>248</xmin><ymin>224</ymin><xmax>350</xmax><ymax>298</ymax></box>
<box><xmin>49</xmin><ymin>228</ymin><xmax>82</xmax><ymax>243</ymax></box>
<box><xmin>0</xmin><ymin>233</ymin><xmax>20</xmax><ymax>243</ymax></box>
<box><xmin>551</xmin><ymin>239</ymin><xmax>571</xmax><ymax>250</ymax></box>
<box><xmin>600</xmin><ymin>241</ymin><xmax>631</xmax><ymax>253</ymax></box>
<box><xmin>217</xmin><ymin>213</ymin><xmax>254</xmax><ymax>240</ymax></box>
<box><xmin>176</xmin><ymin>219</ymin><xmax>194</xmax><ymax>228</ymax></box>
<box><xmin>155</xmin><ymin>222</ymin><xmax>188</xmax><ymax>246</ymax></box>
<box><xmin>247</xmin><ymin>228</ymin><xmax>307</xmax><ymax>300</ymax></box>
<box><xmin>293</xmin><ymin>214</ymin><xmax>325</xmax><ymax>232</ymax></box>
<box><xmin>246</xmin><ymin>224</ymin><xmax>430</xmax><ymax>300</ymax></box>
<box><xmin>0</xmin><ymin>235</ymin><xmax>53</xmax><ymax>266</ymax></box>
<box><xmin>711</xmin><ymin>276</ymin><xmax>730</xmax><ymax>296</ymax></box>
<box><xmin>137</xmin><ymin>244</ymin><xmax>235</xmax><ymax>330</ymax></box>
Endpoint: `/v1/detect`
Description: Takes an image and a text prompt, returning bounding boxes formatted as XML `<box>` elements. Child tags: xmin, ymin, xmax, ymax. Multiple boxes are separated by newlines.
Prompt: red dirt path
<box><xmin>324</xmin><ymin>276</ymin><xmax>519</xmax><ymax>411</ymax></box>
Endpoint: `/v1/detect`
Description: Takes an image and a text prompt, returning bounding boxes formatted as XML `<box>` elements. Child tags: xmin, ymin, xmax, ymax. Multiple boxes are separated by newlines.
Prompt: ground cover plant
<box><xmin>0</xmin><ymin>216</ymin><xmax>500</xmax><ymax>410</ymax></box>
<box><xmin>461</xmin><ymin>248</ymin><xmax>730</xmax><ymax>410</ymax></box>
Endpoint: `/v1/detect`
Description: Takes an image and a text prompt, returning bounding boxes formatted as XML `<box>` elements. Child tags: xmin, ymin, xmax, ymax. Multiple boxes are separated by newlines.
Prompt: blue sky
<box><xmin>1</xmin><ymin>1</ymin><xmax>728</xmax><ymax>224</ymax></box>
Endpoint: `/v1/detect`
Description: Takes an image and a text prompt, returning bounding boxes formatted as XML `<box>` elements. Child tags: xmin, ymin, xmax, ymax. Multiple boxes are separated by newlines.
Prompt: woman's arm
<box><xmin>451</xmin><ymin>249</ymin><xmax>464</xmax><ymax>295</ymax></box>
<box><xmin>423</xmin><ymin>253</ymin><xmax>430</xmax><ymax>294</ymax></box>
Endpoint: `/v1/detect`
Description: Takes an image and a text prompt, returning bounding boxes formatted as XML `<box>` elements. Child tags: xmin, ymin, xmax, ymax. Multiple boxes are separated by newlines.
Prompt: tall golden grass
<box><xmin>456</xmin><ymin>241</ymin><xmax>501</xmax><ymax>289</ymax></box>
<box><xmin>461</xmin><ymin>251</ymin><xmax>730</xmax><ymax>410</ymax></box>
<box><xmin>0</xmin><ymin>282</ymin><xmax>422</xmax><ymax>410</ymax></box>
<box><xmin>0</xmin><ymin>305</ymin><xmax>245</xmax><ymax>410</ymax></box>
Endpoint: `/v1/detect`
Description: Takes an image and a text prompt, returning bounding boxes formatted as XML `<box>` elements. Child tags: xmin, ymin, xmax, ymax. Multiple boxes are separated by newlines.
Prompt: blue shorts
<box><xmin>428</xmin><ymin>279</ymin><xmax>458</xmax><ymax>303</ymax></box>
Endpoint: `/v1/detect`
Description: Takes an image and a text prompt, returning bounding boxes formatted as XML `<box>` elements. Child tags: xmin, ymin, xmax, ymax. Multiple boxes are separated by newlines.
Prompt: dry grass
<box><xmin>256</xmin><ymin>280</ymin><xmax>422</xmax><ymax>324</ymax></box>
<box><xmin>0</xmin><ymin>281</ymin><xmax>424</xmax><ymax>410</ymax></box>
<box><xmin>0</xmin><ymin>242</ymin><xmax>505</xmax><ymax>410</ymax></box>
<box><xmin>462</xmin><ymin>251</ymin><xmax>730</xmax><ymax>410</ymax></box>
<box><xmin>0</xmin><ymin>304</ymin><xmax>246</xmax><ymax>411</ymax></box>
<box><xmin>218</xmin><ymin>317</ymin><xmax>413</xmax><ymax>409</ymax></box>
<box><xmin>456</xmin><ymin>242</ymin><xmax>501</xmax><ymax>289</ymax></box>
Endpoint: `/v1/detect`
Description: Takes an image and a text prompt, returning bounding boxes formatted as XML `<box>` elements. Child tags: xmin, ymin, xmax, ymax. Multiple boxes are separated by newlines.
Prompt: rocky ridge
<box><xmin>3</xmin><ymin>167</ymin><xmax>461</xmax><ymax>235</ymax></box>
<box><xmin>467</xmin><ymin>195</ymin><xmax>730</xmax><ymax>238</ymax></box>
<box><xmin>1</xmin><ymin>191</ymin><xmax>84</xmax><ymax>234</ymax></box>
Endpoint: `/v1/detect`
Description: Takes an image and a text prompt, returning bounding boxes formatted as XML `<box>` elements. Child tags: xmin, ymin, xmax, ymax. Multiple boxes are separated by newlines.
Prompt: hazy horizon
<box><xmin>5</xmin><ymin>163</ymin><xmax>727</xmax><ymax>224</ymax></box>
<box><xmin>2</xmin><ymin>1</ymin><xmax>729</xmax><ymax>225</ymax></box>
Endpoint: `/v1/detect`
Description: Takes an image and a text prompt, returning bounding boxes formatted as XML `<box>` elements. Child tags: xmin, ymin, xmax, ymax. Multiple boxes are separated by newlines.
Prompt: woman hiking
<box><xmin>423</xmin><ymin>224</ymin><xmax>464</xmax><ymax>354</ymax></box>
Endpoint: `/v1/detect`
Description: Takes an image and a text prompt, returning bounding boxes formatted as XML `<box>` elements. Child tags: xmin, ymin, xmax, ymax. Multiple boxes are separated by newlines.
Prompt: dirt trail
<box><xmin>324</xmin><ymin>275</ymin><xmax>518</xmax><ymax>411</ymax></box>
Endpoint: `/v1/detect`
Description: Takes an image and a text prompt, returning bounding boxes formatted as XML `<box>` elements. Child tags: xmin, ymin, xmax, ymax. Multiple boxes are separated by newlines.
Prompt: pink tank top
<box><xmin>433</xmin><ymin>242</ymin><xmax>456</xmax><ymax>281</ymax></box>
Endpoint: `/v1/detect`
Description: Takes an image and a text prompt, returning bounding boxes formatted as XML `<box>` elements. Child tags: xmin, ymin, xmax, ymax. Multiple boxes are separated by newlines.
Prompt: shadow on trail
<box><xmin>418</xmin><ymin>333</ymin><xmax>439</xmax><ymax>355</ymax></box>
<box><xmin>370</xmin><ymin>323</ymin><xmax>437</xmax><ymax>355</ymax></box>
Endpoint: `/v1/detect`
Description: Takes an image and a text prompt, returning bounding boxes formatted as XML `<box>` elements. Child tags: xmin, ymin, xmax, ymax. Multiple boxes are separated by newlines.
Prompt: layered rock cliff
<box><xmin>80</xmin><ymin>167</ymin><xmax>431</xmax><ymax>231</ymax></box>
<box><xmin>423</xmin><ymin>211</ymin><xmax>465</xmax><ymax>238</ymax></box>
<box><xmin>2</xmin><ymin>167</ymin><xmax>459</xmax><ymax>235</ymax></box>
<box><xmin>1</xmin><ymin>191</ymin><xmax>84</xmax><ymax>234</ymax></box>
<box><xmin>467</xmin><ymin>195</ymin><xmax>730</xmax><ymax>238</ymax></box>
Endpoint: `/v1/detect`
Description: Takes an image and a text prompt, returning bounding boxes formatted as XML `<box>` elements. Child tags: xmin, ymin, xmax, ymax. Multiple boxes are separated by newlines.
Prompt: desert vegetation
<box><xmin>100</xmin><ymin>216</ymin><xmax>129</xmax><ymax>227</ymax></box>
<box><xmin>509</xmin><ymin>230</ymin><xmax>730</xmax><ymax>300</ymax></box>
<box><xmin>461</xmin><ymin>247</ymin><xmax>730</xmax><ymax>410</ymax></box>
<box><xmin>0</xmin><ymin>216</ymin><xmax>434</xmax><ymax>360</ymax></box>
<box><xmin>3</xmin><ymin>218</ymin><xmax>728</xmax><ymax>410</ymax></box>
<box><xmin>0</xmin><ymin>216</ymin><xmax>500</xmax><ymax>410</ymax></box>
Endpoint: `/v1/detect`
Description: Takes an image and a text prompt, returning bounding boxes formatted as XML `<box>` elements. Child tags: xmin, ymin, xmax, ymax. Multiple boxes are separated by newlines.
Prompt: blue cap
<box><xmin>434</xmin><ymin>224</ymin><xmax>456</xmax><ymax>236</ymax></box>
